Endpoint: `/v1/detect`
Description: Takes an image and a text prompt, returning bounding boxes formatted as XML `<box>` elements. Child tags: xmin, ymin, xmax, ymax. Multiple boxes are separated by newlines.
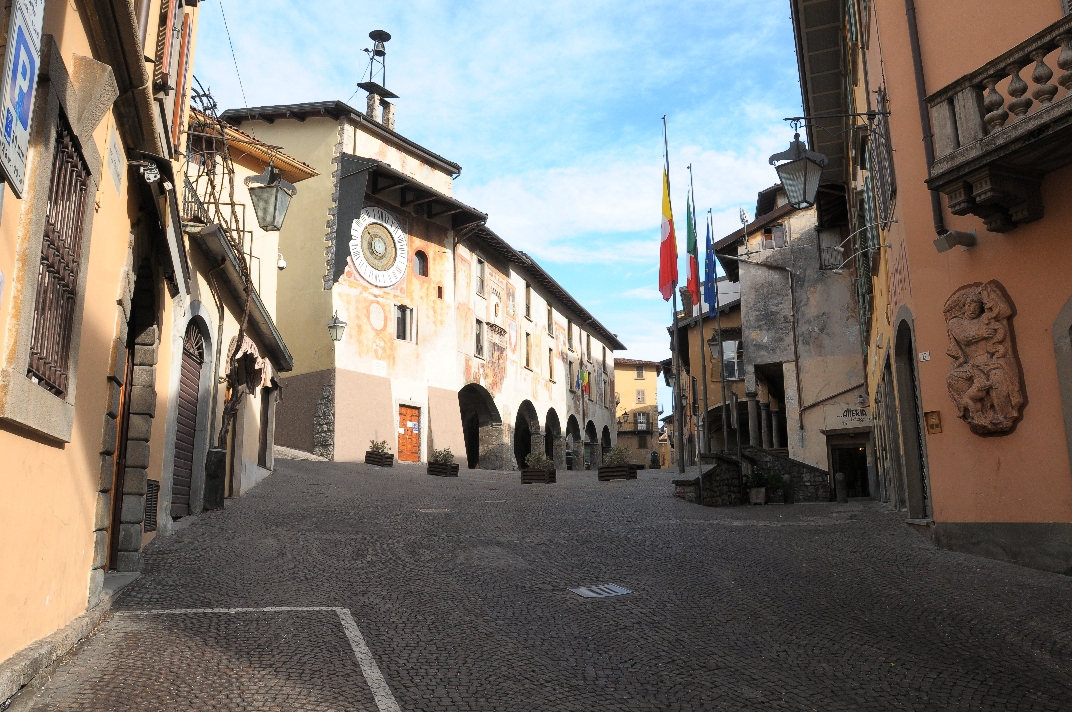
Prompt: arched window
<box><xmin>414</xmin><ymin>250</ymin><xmax>428</xmax><ymax>277</ymax></box>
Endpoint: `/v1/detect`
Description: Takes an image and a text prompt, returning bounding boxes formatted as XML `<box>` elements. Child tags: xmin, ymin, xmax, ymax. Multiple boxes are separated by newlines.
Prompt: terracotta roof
<box><xmin>190</xmin><ymin>111</ymin><xmax>318</xmax><ymax>184</ymax></box>
<box><xmin>614</xmin><ymin>358</ymin><xmax>664</xmax><ymax>374</ymax></box>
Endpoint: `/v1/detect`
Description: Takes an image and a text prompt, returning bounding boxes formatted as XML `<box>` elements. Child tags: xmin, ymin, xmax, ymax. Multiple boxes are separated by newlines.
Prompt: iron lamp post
<box><xmin>245</xmin><ymin>162</ymin><xmax>297</xmax><ymax>232</ymax></box>
<box><xmin>768</xmin><ymin>133</ymin><xmax>827</xmax><ymax>209</ymax></box>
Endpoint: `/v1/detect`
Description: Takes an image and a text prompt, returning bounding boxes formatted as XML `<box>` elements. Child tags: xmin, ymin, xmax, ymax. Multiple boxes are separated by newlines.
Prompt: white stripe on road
<box><xmin>117</xmin><ymin>606</ymin><xmax>402</xmax><ymax>712</ymax></box>
<box><xmin>335</xmin><ymin>608</ymin><xmax>402</xmax><ymax>712</ymax></box>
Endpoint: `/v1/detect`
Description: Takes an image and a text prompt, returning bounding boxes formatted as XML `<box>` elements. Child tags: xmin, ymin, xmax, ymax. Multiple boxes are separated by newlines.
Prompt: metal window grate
<box><xmin>144</xmin><ymin>480</ymin><xmax>160</xmax><ymax>532</ymax></box>
<box><xmin>27</xmin><ymin>118</ymin><xmax>90</xmax><ymax>397</ymax></box>
<box><xmin>569</xmin><ymin>584</ymin><xmax>632</xmax><ymax>598</ymax></box>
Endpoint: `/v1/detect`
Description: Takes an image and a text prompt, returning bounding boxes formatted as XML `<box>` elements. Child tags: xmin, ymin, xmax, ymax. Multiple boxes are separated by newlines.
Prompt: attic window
<box><xmin>763</xmin><ymin>224</ymin><xmax>787</xmax><ymax>250</ymax></box>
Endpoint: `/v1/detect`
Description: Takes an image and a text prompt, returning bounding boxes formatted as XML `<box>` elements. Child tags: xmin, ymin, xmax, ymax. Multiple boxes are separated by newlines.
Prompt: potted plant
<box><xmin>746</xmin><ymin>468</ymin><xmax>767</xmax><ymax>504</ymax></box>
<box><xmin>521</xmin><ymin>451</ymin><xmax>556</xmax><ymax>484</ymax></box>
<box><xmin>364</xmin><ymin>439</ymin><xmax>394</xmax><ymax>467</ymax></box>
<box><xmin>427</xmin><ymin>447</ymin><xmax>459</xmax><ymax>477</ymax></box>
<box><xmin>598</xmin><ymin>445</ymin><xmax>637</xmax><ymax>481</ymax></box>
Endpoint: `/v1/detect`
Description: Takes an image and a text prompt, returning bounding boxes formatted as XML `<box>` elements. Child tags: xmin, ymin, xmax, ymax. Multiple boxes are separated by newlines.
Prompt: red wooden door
<box><xmin>398</xmin><ymin>405</ymin><xmax>420</xmax><ymax>462</ymax></box>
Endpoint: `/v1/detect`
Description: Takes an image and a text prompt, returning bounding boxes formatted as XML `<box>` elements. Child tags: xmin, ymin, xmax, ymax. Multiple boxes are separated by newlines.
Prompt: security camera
<box><xmin>277</xmin><ymin>253</ymin><xmax>287</xmax><ymax>270</ymax></box>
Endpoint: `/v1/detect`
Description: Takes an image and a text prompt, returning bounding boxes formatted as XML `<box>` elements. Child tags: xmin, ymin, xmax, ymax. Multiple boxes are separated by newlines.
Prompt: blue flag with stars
<box><xmin>703</xmin><ymin>216</ymin><xmax>718</xmax><ymax>313</ymax></box>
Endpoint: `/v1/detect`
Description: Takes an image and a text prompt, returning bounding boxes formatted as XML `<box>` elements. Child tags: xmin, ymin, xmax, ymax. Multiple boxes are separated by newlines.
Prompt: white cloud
<box><xmin>621</xmin><ymin>287</ymin><xmax>664</xmax><ymax>300</ymax></box>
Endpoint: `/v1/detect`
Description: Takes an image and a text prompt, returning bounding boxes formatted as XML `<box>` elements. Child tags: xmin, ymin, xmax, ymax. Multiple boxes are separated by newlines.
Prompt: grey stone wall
<box><xmin>313</xmin><ymin>380</ymin><xmax>336</xmax><ymax>460</ymax></box>
<box><xmin>700</xmin><ymin>454</ymin><xmax>744</xmax><ymax>507</ymax></box>
<box><xmin>745</xmin><ymin>447</ymin><xmax>831</xmax><ymax>502</ymax></box>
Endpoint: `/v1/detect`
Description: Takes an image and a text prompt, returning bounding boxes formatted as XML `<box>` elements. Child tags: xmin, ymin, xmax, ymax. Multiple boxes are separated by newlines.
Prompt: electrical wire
<box><xmin>217</xmin><ymin>0</ymin><xmax>249</xmax><ymax>109</ymax></box>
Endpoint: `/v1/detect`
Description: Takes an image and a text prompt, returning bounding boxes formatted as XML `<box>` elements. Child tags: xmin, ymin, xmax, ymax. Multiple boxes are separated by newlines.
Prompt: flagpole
<box><xmin>664</xmin><ymin>116</ymin><xmax>685</xmax><ymax>475</ymax></box>
<box><xmin>712</xmin><ymin>210</ymin><xmax>729</xmax><ymax>455</ymax></box>
<box><xmin>690</xmin><ymin>165</ymin><xmax>709</xmax><ymax>460</ymax></box>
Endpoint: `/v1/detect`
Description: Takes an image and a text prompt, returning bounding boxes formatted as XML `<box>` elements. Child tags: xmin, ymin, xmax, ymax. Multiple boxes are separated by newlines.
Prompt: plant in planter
<box><xmin>521</xmin><ymin>451</ymin><xmax>556</xmax><ymax>484</ymax></box>
<box><xmin>364</xmin><ymin>439</ymin><xmax>394</xmax><ymax>467</ymax></box>
<box><xmin>598</xmin><ymin>445</ymin><xmax>638</xmax><ymax>481</ymax></box>
<box><xmin>428</xmin><ymin>447</ymin><xmax>459</xmax><ymax>477</ymax></box>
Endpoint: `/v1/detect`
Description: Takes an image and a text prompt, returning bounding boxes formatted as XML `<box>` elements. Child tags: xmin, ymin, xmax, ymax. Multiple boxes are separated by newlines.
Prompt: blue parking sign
<box><xmin>0</xmin><ymin>0</ymin><xmax>45</xmax><ymax>197</ymax></box>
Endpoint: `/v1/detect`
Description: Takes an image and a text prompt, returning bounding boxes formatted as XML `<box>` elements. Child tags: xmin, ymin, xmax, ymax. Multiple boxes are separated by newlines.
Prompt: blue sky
<box><xmin>194</xmin><ymin>0</ymin><xmax>803</xmax><ymax>412</ymax></box>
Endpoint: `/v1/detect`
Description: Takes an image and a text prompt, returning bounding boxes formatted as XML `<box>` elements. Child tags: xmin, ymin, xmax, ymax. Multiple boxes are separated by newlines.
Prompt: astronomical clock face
<box><xmin>349</xmin><ymin>207</ymin><xmax>408</xmax><ymax>287</ymax></box>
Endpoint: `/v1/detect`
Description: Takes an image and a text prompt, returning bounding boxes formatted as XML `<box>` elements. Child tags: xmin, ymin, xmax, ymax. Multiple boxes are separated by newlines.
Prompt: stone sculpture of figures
<box><xmin>943</xmin><ymin>281</ymin><xmax>1024</xmax><ymax>434</ymax></box>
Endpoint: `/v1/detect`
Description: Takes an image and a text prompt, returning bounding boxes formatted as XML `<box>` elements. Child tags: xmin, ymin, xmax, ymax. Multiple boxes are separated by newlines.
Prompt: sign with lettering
<box><xmin>107</xmin><ymin>123</ymin><xmax>124</xmax><ymax>194</ymax></box>
<box><xmin>825</xmin><ymin>404</ymin><xmax>871</xmax><ymax>431</ymax></box>
<box><xmin>0</xmin><ymin>0</ymin><xmax>45</xmax><ymax>196</ymax></box>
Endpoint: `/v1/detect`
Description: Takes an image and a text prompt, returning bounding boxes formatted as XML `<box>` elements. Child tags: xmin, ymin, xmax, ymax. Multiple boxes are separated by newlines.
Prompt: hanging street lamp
<box><xmin>245</xmin><ymin>162</ymin><xmax>297</xmax><ymax>231</ymax></box>
<box><xmin>327</xmin><ymin>311</ymin><xmax>347</xmax><ymax>342</ymax></box>
<box><xmin>768</xmin><ymin>133</ymin><xmax>827</xmax><ymax>209</ymax></box>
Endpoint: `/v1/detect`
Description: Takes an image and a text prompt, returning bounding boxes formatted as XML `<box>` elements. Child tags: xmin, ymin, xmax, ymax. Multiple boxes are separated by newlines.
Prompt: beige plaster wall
<box><xmin>333</xmin><ymin>368</ymin><xmax>395</xmax><ymax>462</ymax></box>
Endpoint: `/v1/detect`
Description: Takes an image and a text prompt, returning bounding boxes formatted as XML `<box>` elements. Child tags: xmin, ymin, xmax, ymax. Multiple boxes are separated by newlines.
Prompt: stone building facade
<box><xmin>221</xmin><ymin>96</ymin><xmax>622</xmax><ymax>471</ymax></box>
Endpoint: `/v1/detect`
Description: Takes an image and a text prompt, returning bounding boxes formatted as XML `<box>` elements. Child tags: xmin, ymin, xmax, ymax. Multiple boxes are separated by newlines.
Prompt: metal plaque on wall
<box><xmin>0</xmin><ymin>0</ymin><xmax>45</xmax><ymax>197</ymax></box>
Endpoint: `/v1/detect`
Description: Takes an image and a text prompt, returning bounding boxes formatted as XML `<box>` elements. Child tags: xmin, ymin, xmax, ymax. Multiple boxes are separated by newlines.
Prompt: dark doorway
<box><xmin>894</xmin><ymin>320</ymin><xmax>929</xmax><ymax>518</ymax></box>
<box><xmin>458</xmin><ymin>383</ymin><xmax>501</xmax><ymax>469</ymax></box>
<box><xmin>545</xmin><ymin>408</ymin><xmax>561</xmax><ymax>460</ymax></box>
<box><xmin>831</xmin><ymin>445</ymin><xmax>870</xmax><ymax>497</ymax></box>
<box><xmin>514</xmin><ymin>412</ymin><xmax>532</xmax><ymax>468</ymax></box>
<box><xmin>565</xmin><ymin>415</ymin><xmax>581</xmax><ymax>469</ymax></box>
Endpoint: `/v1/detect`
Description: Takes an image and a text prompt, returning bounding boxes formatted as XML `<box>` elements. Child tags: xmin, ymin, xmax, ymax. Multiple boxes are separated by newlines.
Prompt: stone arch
<box><xmin>514</xmin><ymin>400</ymin><xmax>541</xmax><ymax>468</ymax></box>
<box><xmin>601</xmin><ymin>424</ymin><xmax>612</xmax><ymax>450</ymax></box>
<box><xmin>458</xmin><ymin>383</ymin><xmax>503</xmax><ymax>469</ymax></box>
<box><xmin>565</xmin><ymin>414</ymin><xmax>581</xmax><ymax>469</ymax></box>
<box><xmin>583</xmin><ymin>420</ymin><xmax>600</xmax><ymax>469</ymax></box>
<box><xmin>545</xmin><ymin>408</ymin><xmax>564</xmax><ymax>469</ymax></box>
<box><xmin>894</xmin><ymin>312</ymin><xmax>930</xmax><ymax>519</ymax></box>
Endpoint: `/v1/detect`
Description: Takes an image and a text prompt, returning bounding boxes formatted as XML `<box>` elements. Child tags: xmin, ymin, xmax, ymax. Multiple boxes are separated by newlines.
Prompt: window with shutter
<box><xmin>154</xmin><ymin>0</ymin><xmax>182</xmax><ymax>92</ymax></box>
<box><xmin>170</xmin><ymin>13</ymin><xmax>192</xmax><ymax>147</ymax></box>
<box><xmin>27</xmin><ymin>119</ymin><xmax>90</xmax><ymax>397</ymax></box>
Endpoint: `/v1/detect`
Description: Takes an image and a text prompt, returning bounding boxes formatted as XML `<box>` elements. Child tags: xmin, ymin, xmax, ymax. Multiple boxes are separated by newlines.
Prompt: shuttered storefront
<box><xmin>171</xmin><ymin>324</ymin><xmax>204</xmax><ymax>517</ymax></box>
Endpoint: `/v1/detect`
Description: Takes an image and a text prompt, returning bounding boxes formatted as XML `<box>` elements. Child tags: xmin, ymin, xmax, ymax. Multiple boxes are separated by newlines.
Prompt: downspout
<box><xmin>905</xmin><ymin>0</ymin><xmax>947</xmax><ymax>236</ymax></box>
<box><xmin>206</xmin><ymin>259</ymin><xmax>228</xmax><ymax>436</ymax></box>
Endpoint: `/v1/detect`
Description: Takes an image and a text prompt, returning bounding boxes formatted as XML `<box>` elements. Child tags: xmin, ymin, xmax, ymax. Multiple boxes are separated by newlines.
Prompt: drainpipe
<box><xmin>905</xmin><ymin>0</ymin><xmax>946</xmax><ymax>236</ymax></box>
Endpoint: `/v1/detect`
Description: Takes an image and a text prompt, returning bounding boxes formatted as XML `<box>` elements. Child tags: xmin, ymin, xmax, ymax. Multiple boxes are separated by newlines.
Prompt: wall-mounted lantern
<box><xmin>327</xmin><ymin>311</ymin><xmax>347</xmax><ymax>342</ymax></box>
<box><xmin>245</xmin><ymin>162</ymin><xmax>297</xmax><ymax>232</ymax></box>
<box><xmin>768</xmin><ymin>133</ymin><xmax>827</xmax><ymax>209</ymax></box>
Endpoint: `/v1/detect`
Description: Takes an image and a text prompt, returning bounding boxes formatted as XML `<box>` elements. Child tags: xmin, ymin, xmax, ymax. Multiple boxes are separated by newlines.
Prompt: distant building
<box><xmin>613</xmin><ymin>359</ymin><xmax>663</xmax><ymax>468</ymax></box>
<box><xmin>220</xmin><ymin>94</ymin><xmax>623</xmax><ymax>470</ymax></box>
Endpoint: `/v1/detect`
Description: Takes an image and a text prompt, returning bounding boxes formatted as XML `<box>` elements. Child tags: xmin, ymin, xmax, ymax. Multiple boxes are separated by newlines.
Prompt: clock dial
<box><xmin>349</xmin><ymin>207</ymin><xmax>408</xmax><ymax>287</ymax></box>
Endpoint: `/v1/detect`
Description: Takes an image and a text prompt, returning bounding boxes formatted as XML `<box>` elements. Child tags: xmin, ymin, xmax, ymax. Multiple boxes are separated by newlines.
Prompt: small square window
<box><xmin>476</xmin><ymin>259</ymin><xmax>486</xmax><ymax>296</ymax></box>
<box><xmin>635</xmin><ymin>365</ymin><xmax>644</xmax><ymax>379</ymax></box>
<box><xmin>524</xmin><ymin>282</ymin><xmax>531</xmax><ymax>319</ymax></box>
<box><xmin>548</xmin><ymin>348</ymin><xmax>555</xmax><ymax>381</ymax></box>
<box><xmin>395</xmin><ymin>305</ymin><xmax>415</xmax><ymax>342</ymax></box>
<box><xmin>475</xmin><ymin>319</ymin><xmax>485</xmax><ymax>358</ymax></box>
<box><xmin>636</xmin><ymin>389</ymin><xmax>646</xmax><ymax>404</ymax></box>
<box><xmin>525</xmin><ymin>333</ymin><xmax>532</xmax><ymax>369</ymax></box>
<box><xmin>547</xmin><ymin>304</ymin><xmax>554</xmax><ymax>336</ymax></box>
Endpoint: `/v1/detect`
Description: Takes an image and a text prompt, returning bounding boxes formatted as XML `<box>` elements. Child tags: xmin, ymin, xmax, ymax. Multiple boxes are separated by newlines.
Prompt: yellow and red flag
<box><xmin>658</xmin><ymin>167</ymin><xmax>678</xmax><ymax>301</ymax></box>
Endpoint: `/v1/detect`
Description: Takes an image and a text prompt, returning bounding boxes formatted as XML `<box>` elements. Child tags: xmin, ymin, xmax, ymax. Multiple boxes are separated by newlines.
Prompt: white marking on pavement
<box><xmin>117</xmin><ymin>607</ymin><xmax>402</xmax><ymax>712</ymax></box>
<box><xmin>336</xmin><ymin>608</ymin><xmax>402</xmax><ymax>712</ymax></box>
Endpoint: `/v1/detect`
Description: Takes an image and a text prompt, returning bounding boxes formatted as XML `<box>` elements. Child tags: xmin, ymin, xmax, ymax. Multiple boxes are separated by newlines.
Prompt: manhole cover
<box><xmin>569</xmin><ymin>584</ymin><xmax>632</xmax><ymax>598</ymax></box>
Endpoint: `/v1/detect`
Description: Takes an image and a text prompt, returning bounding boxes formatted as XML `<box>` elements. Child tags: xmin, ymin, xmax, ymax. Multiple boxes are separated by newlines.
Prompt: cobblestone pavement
<box><xmin>19</xmin><ymin>459</ymin><xmax>1072</xmax><ymax>711</ymax></box>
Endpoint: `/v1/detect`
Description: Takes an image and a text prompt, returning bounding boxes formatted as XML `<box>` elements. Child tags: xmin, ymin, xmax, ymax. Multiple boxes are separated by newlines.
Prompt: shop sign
<box><xmin>825</xmin><ymin>404</ymin><xmax>871</xmax><ymax>431</ymax></box>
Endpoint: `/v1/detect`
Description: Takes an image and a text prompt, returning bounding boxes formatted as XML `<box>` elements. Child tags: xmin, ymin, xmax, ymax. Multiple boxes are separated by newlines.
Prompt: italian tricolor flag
<box><xmin>685</xmin><ymin>191</ymin><xmax>700</xmax><ymax>307</ymax></box>
<box><xmin>659</xmin><ymin>168</ymin><xmax>678</xmax><ymax>301</ymax></box>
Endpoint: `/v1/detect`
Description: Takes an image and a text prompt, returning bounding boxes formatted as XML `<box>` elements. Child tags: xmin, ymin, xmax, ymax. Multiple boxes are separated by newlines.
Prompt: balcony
<box><xmin>926</xmin><ymin>15</ymin><xmax>1072</xmax><ymax>232</ymax></box>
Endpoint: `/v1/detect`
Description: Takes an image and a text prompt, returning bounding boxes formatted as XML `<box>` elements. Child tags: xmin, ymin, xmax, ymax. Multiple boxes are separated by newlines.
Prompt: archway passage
<box><xmin>566</xmin><ymin>414</ymin><xmax>581</xmax><ymax>469</ymax></box>
<box><xmin>601</xmin><ymin>425</ymin><xmax>612</xmax><ymax>450</ymax></box>
<box><xmin>514</xmin><ymin>400</ymin><xmax>540</xmax><ymax>469</ymax></box>
<box><xmin>458</xmin><ymin>383</ymin><xmax>502</xmax><ymax>469</ymax></box>
<box><xmin>895</xmin><ymin>320</ymin><xmax>929</xmax><ymax>518</ymax></box>
<box><xmin>544</xmin><ymin>408</ymin><xmax>561</xmax><ymax>458</ymax></box>
<box><xmin>171</xmin><ymin>322</ymin><xmax>206</xmax><ymax>518</ymax></box>
<box><xmin>584</xmin><ymin>420</ymin><xmax>598</xmax><ymax>469</ymax></box>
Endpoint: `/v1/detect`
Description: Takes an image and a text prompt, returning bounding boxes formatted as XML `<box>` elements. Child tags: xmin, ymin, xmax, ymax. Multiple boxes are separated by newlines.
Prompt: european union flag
<box><xmin>703</xmin><ymin>216</ymin><xmax>718</xmax><ymax>313</ymax></box>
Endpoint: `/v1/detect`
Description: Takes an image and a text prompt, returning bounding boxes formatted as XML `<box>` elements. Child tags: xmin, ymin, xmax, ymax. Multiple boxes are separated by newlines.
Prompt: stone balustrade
<box><xmin>926</xmin><ymin>14</ymin><xmax>1072</xmax><ymax>232</ymax></box>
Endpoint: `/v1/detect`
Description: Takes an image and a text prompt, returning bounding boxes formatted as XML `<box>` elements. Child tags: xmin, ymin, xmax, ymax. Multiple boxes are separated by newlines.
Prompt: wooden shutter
<box><xmin>154</xmin><ymin>0</ymin><xmax>176</xmax><ymax>91</ymax></box>
<box><xmin>27</xmin><ymin>119</ymin><xmax>90</xmax><ymax>397</ymax></box>
<box><xmin>171</xmin><ymin>324</ymin><xmax>204</xmax><ymax>518</ymax></box>
<box><xmin>171</xmin><ymin>13</ymin><xmax>192</xmax><ymax>147</ymax></box>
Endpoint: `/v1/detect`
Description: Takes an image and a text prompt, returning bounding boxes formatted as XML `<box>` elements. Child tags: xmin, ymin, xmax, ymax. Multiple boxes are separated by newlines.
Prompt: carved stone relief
<box><xmin>943</xmin><ymin>281</ymin><xmax>1024</xmax><ymax>434</ymax></box>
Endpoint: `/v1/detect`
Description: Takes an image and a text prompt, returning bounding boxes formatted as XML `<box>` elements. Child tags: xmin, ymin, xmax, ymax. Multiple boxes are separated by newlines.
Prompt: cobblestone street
<box><xmin>18</xmin><ymin>458</ymin><xmax>1072</xmax><ymax>711</ymax></box>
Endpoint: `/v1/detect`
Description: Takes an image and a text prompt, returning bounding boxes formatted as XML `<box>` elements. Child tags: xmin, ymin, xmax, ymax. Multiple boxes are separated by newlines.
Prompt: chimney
<box><xmin>366</xmin><ymin>92</ymin><xmax>380</xmax><ymax>121</ymax></box>
<box><xmin>381</xmin><ymin>100</ymin><xmax>395</xmax><ymax>130</ymax></box>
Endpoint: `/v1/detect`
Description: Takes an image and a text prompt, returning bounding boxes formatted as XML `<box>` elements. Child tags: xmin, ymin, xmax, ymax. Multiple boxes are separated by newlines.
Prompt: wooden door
<box><xmin>171</xmin><ymin>324</ymin><xmax>204</xmax><ymax>518</ymax></box>
<box><xmin>397</xmin><ymin>405</ymin><xmax>420</xmax><ymax>462</ymax></box>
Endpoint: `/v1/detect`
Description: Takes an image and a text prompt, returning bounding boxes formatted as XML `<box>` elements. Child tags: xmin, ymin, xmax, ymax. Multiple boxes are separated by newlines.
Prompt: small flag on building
<box><xmin>704</xmin><ymin>213</ymin><xmax>718</xmax><ymax>313</ymax></box>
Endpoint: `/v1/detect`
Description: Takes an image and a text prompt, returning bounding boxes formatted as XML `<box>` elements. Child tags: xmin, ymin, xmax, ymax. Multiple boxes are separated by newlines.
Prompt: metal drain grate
<box><xmin>569</xmin><ymin>584</ymin><xmax>631</xmax><ymax>598</ymax></box>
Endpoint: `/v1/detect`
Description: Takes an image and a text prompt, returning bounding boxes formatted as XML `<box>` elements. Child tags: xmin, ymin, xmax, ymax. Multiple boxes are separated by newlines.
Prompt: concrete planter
<box><xmin>521</xmin><ymin>468</ymin><xmax>556</xmax><ymax>484</ymax></box>
<box><xmin>364</xmin><ymin>451</ymin><xmax>394</xmax><ymax>467</ymax></box>
<box><xmin>748</xmin><ymin>487</ymin><xmax>767</xmax><ymax>505</ymax></box>
<box><xmin>427</xmin><ymin>462</ymin><xmax>459</xmax><ymax>477</ymax></box>
<box><xmin>598</xmin><ymin>464</ymin><xmax>638</xmax><ymax>481</ymax></box>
